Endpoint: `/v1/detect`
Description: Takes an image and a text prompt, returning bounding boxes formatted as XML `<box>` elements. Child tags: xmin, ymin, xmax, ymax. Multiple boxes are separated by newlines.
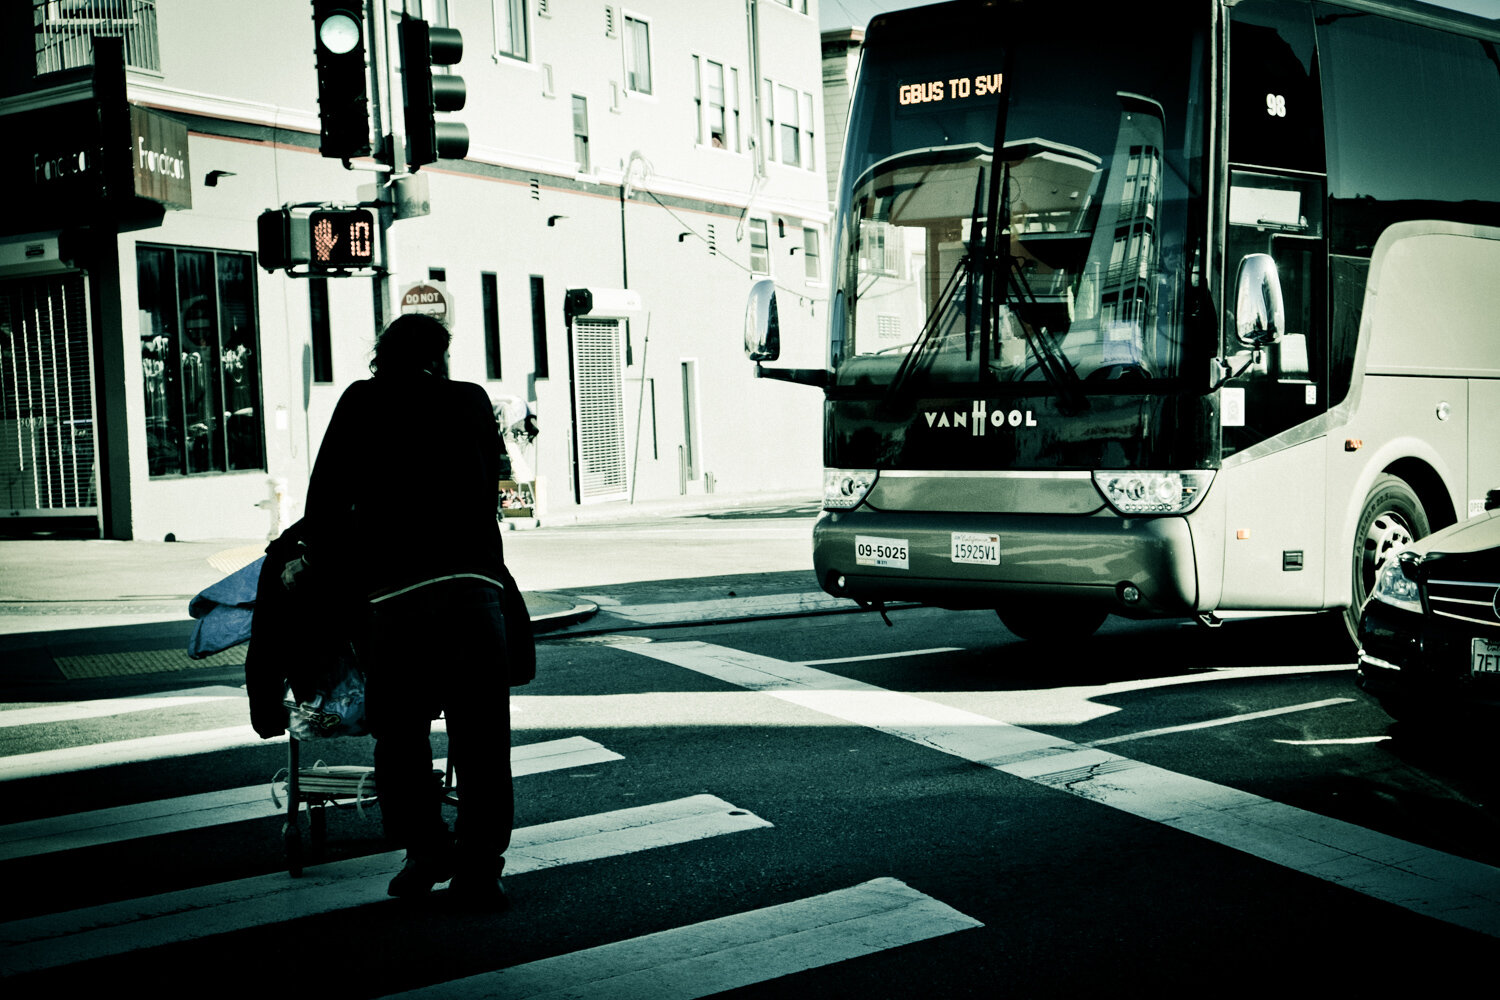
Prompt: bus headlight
<box><xmin>1094</xmin><ymin>470</ymin><xmax>1214</xmax><ymax>515</ymax></box>
<box><xmin>823</xmin><ymin>468</ymin><xmax>877</xmax><ymax>510</ymax></box>
<box><xmin>1369</xmin><ymin>555</ymin><xmax>1422</xmax><ymax>613</ymax></box>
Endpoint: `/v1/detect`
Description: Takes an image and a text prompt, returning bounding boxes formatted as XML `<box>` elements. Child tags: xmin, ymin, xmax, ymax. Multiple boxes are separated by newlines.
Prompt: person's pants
<box><xmin>364</xmin><ymin>579</ymin><xmax>513</xmax><ymax>874</ymax></box>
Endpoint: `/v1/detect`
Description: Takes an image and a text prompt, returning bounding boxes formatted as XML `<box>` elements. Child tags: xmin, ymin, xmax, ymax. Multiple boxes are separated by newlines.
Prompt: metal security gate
<box><xmin>0</xmin><ymin>274</ymin><xmax>98</xmax><ymax>518</ymax></box>
<box><xmin>572</xmin><ymin>316</ymin><xmax>628</xmax><ymax>502</ymax></box>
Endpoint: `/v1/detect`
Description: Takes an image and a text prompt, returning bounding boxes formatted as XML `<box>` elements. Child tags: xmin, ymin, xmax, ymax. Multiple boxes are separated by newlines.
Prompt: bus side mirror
<box><xmin>1234</xmin><ymin>253</ymin><xmax>1285</xmax><ymax>349</ymax></box>
<box><xmin>744</xmin><ymin>278</ymin><xmax>780</xmax><ymax>362</ymax></box>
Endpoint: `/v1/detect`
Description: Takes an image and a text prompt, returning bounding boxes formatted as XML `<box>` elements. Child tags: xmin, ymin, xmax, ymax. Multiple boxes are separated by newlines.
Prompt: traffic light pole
<box><xmin>365</xmin><ymin>0</ymin><xmax>398</xmax><ymax>335</ymax></box>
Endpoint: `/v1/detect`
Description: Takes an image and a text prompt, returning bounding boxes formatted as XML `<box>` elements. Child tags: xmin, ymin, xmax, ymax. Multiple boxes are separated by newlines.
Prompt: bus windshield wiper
<box><xmin>883</xmin><ymin>249</ymin><xmax>971</xmax><ymax>401</ymax></box>
<box><xmin>1007</xmin><ymin>259</ymin><xmax>1088</xmax><ymax>414</ymax></box>
<box><xmin>884</xmin><ymin>166</ymin><xmax>988</xmax><ymax>402</ymax></box>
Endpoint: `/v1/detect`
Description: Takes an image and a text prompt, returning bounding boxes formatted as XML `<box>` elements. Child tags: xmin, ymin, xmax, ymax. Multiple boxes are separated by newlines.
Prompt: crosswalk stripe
<box><xmin>800</xmin><ymin>647</ymin><xmax>961</xmax><ymax>665</ymax></box>
<box><xmin>0</xmin><ymin>720</ymin><xmax>452</xmax><ymax>782</ymax></box>
<box><xmin>0</xmin><ymin>794</ymin><xmax>770</xmax><ymax>976</ymax></box>
<box><xmin>1082</xmin><ymin>698</ymin><xmax>1355</xmax><ymax>747</ymax></box>
<box><xmin>629</xmin><ymin>641</ymin><xmax>1500</xmax><ymax>938</ymax></box>
<box><xmin>0</xmin><ymin>736</ymin><xmax>623</xmax><ymax>861</ymax></box>
<box><xmin>0</xmin><ymin>686</ymin><xmax>245</xmax><ymax>728</ymax></box>
<box><xmin>384</xmin><ymin>877</ymin><xmax>981</xmax><ymax>999</ymax></box>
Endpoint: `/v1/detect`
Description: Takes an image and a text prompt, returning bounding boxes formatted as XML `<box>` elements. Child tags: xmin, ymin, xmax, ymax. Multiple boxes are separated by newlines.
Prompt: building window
<box><xmin>730</xmin><ymin>68</ymin><xmax>742</xmax><ymax>152</ymax></box>
<box><xmin>762</xmin><ymin>80</ymin><xmax>776</xmax><ymax>163</ymax></box>
<box><xmin>801</xmin><ymin>91</ymin><xmax>816</xmax><ymax>171</ymax></box>
<box><xmin>494</xmin><ymin>0</ymin><xmax>528</xmax><ymax>61</ymax></box>
<box><xmin>482</xmin><ymin>272</ymin><xmax>502</xmax><ymax>380</ymax></box>
<box><xmin>308</xmin><ymin>278</ymin><xmax>333</xmax><ymax>383</ymax></box>
<box><xmin>778</xmin><ymin>84</ymin><xmax>800</xmax><ymax>166</ymax></box>
<box><xmin>803</xmin><ymin>227</ymin><xmax>821</xmax><ymax>281</ymax></box>
<box><xmin>762</xmin><ymin>79</ymin><xmax>815</xmax><ymax>170</ymax></box>
<box><xmin>696</xmin><ymin>58</ymin><xmax>732</xmax><ymax>149</ymax></box>
<box><xmin>529</xmin><ymin>275</ymin><xmax>549</xmax><ymax>378</ymax></box>
<box><xmin>572</xmin><ymin>95</ymin><xmax>590</xmax><ymax>171</ymax></box>
<box><xmin>749</xmin><ymin>219</ymin><xmax>770</xmax><ymax>274</ymax></box>
<box><xmin>624</xmin><ymin>15</ymin><xmax>652</xmax><ymax>94</ymax></box>
<box><xmin>137</xmin><ymin>245</ymin><xmax>264</xmax><ymax>477</ymax></box>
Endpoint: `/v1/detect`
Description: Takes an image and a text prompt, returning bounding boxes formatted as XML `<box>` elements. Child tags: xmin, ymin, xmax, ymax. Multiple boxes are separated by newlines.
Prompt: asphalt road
<box><xmin>3</xmin><ymin>513</ymin><xmax>1500</xmax><ymax>994</ymax></box>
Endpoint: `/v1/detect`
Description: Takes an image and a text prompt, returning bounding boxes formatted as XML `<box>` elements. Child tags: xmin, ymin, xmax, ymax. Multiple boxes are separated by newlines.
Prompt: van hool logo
<box><xmin>923</xmin><ymin>400</ymin><xmax>1037</xmax><ymax>436</ymax></box>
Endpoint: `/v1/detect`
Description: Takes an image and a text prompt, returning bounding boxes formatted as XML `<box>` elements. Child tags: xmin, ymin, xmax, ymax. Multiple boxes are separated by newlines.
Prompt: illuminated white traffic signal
<box><xmin>312</xmin><ymin>0</ymin><xmax>371</xmax><ymax>159</ymax></box>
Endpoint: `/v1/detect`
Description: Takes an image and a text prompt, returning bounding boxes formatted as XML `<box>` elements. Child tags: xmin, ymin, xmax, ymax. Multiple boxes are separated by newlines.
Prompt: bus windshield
<box><xmin>831</xmin><ymin>5</ymin><xmax>1209</xmax><ymax>399</ymax></box>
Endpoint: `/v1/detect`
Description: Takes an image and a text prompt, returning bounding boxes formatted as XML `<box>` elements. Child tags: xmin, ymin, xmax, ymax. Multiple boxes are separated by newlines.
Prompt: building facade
<box><xmin>0</xmin><ymin>0</ymin><xmax>828</xmax><ymax>540</ymax></box>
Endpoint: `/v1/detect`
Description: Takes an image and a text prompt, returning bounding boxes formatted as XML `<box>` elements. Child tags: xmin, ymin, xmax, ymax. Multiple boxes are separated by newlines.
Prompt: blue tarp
<box><xmin>186</xmin><ymin>556</ymin><xmax>263</xmax><ymax>659</ymax></box>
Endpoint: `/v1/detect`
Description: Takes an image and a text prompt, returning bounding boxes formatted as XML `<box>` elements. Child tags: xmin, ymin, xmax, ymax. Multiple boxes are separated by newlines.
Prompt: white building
<box><xmin>0</xmin><ymin>0</ymin><xmax>828</xmax><ymax>540</ymax></box>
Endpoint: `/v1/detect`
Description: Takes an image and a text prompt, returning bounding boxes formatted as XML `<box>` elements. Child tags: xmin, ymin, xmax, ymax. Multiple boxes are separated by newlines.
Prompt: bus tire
<box><xmin>1346</xmin><ymin>474</ymin><xmax>1429</xmax><ymax>642</ymax></box>
<box><xmin>996</xmin><ymin>602</ymin><xmax>1107</xmax><ymax>642</ymax></box>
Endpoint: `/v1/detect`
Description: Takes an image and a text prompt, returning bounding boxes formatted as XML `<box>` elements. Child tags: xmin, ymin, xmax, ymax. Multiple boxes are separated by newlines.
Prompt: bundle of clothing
<box><xmin>187</xmin><ymin>518</ymin><xmax>536</xmax><ymax>740</ymax></box>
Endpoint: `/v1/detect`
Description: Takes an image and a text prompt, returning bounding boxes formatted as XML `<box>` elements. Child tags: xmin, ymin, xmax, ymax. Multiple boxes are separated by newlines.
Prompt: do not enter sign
<box><xmin>398</xmin><ymin>281</ymin><xmax>453</xmax><ymax>324</ymax></box>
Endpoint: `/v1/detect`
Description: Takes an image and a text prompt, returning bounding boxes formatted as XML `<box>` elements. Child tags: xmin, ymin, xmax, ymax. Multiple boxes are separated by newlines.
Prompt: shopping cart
<box><xmin>277</xmin><ymin>722</ymin><xmax>457</xmax><ymax>877</ymax></box>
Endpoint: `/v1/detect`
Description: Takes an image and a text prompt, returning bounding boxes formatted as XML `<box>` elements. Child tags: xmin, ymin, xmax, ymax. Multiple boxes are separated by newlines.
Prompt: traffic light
<box><xmin>257</xmin><ymin>207</ymin><xmax>378</xmax><ymax>274</ymax></box>
<box><xmin>400</xmin><ymin>13</ymin><xmax>468</xmax><ymax>170</ymax></box>
<box><xmin>311</xmin><ymin>0</ymin><xmax>371</xmax><ymax>159</ymax></box>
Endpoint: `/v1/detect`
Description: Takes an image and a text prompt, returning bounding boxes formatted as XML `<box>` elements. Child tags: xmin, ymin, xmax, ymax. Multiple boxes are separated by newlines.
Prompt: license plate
<box><xmin>855</xmin><ymin>535</ymin><xmax>909</xmax><ymax>570</ymax></box>
<box><xmin>951</xmin><ymin>531</ymin><xmax>1000</xmax><ymax>565</ymax></box>
<box><xmin>1472</xmin><ymin>637</ymin><xmax>1500</xmax><ymax>675</ymax></box>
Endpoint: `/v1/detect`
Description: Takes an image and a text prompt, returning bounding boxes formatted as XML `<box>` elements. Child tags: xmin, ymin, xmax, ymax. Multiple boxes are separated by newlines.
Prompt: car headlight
<box><xmin>1093</xmin><ymin>470</ymin><xmax>1214</xmax><ymax>515</ymax></box>
<box><xmin>823</xmin><ymin>468</ymin><xmax>876</xmax><ymax>510</ymax></box>
<box><xmin>1369</xmin><ymin>556</ymin><xmax>1422</xmax><ymax>613</ymax></box>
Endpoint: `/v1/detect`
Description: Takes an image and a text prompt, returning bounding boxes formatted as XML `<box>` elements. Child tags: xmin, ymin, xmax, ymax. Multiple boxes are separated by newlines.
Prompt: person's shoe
<box><xmin>387</xmin><ymin>849</ymin><xmax>455</xmax><ymax>897</ymax></box>
<box><xmin>446</xmin><ymin>873</ymin><xmax>508</xmax><ymax>910</ymax></box>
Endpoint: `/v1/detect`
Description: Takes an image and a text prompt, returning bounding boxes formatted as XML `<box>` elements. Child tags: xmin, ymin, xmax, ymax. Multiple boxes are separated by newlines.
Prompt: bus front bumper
<box><xmin>812</xmin><ymin>508</ymin><xmax>1200</xmax><ymax>617</ymax></box>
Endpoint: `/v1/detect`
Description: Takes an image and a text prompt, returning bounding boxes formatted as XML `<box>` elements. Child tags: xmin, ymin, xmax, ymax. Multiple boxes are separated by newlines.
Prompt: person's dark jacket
<box><xmin>302</xmin><ymin>374</ymin><xmax>534</xmax><ymax>685</ymax></box>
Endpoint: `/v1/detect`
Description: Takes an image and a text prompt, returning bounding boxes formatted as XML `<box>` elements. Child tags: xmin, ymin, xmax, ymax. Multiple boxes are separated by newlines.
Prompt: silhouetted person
<box><xmin>296</xmin><ymin>313</ymin><xmax>521</xmax><ymax>907</ymax></box>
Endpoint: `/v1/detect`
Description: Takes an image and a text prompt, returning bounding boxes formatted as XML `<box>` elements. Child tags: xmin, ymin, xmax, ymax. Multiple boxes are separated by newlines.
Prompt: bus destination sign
<box><xmin>898</xmin><ymin>71</ymin><xmax>1003</xmax><ymax>107</ymax></box>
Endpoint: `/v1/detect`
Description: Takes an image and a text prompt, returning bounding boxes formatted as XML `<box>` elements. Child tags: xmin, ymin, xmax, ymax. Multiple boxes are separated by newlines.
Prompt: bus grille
<box><xmin>1426</xmin><ymin>578</ymin><xmax>1500</xmax><ymax>629</ymax></box>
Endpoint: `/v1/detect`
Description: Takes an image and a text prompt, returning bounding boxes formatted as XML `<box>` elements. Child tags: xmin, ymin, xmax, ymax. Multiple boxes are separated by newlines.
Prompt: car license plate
<box><xmin>1472</xmin><ymin>637</ymin><xmax>1500</xmax><ymax>675</ymax></box>
<box><xmin>951</xmin><ymin>532</ymin><xmax>999</xmax><ymax>565</ymax></box>
<box><xmin>855</xmin><ymin>535</ymin><xmax>909</xmax><ymax>569</ymax></box>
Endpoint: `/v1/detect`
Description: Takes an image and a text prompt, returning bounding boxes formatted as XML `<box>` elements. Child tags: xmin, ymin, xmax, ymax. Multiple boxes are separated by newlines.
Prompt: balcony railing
<box><xmin>34</xmin><ymin>0</ymin><xmax>160</xmax><ymax>77</ymax></box>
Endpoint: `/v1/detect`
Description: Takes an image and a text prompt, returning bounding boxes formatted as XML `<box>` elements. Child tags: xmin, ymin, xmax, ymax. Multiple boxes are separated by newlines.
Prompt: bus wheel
<box><xmin>1347</xmin><ymin>474</ymin><xmax>1429</xmax><ymax>642</ymax></box>
<box><xmin>996</xmin><ymin>602</ymin><xmax>1107</xmax><ymax>642</ymax></box>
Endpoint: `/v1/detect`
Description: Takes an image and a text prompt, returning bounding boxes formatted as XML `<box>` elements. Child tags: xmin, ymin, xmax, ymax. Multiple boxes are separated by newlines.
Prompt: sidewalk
<box><xmin>0</xmin><ymin>487</ymin><xmax>820</xmax><ymax>637</ymax></box>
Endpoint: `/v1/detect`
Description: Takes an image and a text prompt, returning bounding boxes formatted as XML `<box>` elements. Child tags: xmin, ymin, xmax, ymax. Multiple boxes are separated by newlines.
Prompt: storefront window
<box><xmin>137</xmin><ymin>245</ymin><xmax>264</xmax><ymax>477</ymax></box>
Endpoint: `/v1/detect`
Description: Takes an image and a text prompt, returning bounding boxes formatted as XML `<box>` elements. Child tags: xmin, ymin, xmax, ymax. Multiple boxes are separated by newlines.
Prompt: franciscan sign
<box><xmin>5</xmin><ymin>97</ymin><xmax>191</xmax><ymax>236</ymax></box>
<box><xmin>129</xmin><ymin>106</ymin><xmax>191</xmax><ymax>209</ymax></box>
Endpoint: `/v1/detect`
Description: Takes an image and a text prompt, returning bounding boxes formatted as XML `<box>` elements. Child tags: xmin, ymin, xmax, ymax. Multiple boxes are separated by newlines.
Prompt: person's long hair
<box><xmin>370</xmin><ymin>314</ymin><xmax>451</xmax><ymax>377</ymax></box>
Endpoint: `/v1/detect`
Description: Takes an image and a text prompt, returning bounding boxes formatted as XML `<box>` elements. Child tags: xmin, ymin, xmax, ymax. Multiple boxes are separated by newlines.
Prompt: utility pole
<box><xmin>366</xmin><ymin>0</ymin><xmax>397</xmax><ymax>335</ymax></box>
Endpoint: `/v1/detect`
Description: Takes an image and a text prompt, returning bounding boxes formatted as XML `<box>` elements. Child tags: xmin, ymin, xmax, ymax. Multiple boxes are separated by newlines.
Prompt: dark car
<box><xmin>1356</xmin><ymin>493</ymin><xmax>1500</xmax><ymax>723</ymax></box>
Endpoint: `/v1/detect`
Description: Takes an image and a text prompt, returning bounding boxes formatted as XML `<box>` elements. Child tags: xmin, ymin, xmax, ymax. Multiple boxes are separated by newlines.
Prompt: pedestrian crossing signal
<box><xmin>256</xmin><ymin>207</ymin><xmax>377</xmax><ymax>275</ymax></box>
<box><xmin>309</xmin><ymin>209</ymin><xmax>376</xmax><ymax>268</ymax></box>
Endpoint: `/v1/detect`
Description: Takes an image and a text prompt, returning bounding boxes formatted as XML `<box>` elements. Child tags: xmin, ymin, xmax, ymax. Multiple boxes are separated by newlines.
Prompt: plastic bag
<box><xmin>285</xmin><ymin>649</ymin><xmax>368</xmax><ymax>739</ymax></box>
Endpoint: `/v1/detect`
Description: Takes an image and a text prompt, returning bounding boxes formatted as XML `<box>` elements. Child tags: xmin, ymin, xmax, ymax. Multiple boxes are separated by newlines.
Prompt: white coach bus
<box><xmin>745</xmin><ymin>0</ymin><xmax>1500</xmax><ymax>642</ymax></box>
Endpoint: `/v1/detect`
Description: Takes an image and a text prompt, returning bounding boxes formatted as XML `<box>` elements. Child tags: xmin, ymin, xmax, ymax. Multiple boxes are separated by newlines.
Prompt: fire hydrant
<box><xmin>255</xmin><ymin>476</ymin><xmax>291</xmax><ymax>541</ymax></box>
